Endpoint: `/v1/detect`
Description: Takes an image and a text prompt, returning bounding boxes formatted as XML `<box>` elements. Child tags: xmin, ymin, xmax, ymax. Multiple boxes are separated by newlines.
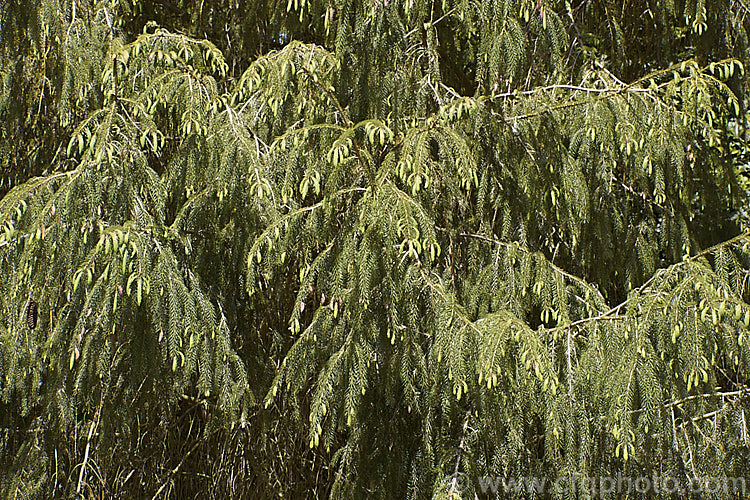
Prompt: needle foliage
<box><xmin>2</xmin><ymin>0</ymin><xmax>750</xmax><ymax>498</ymax></box>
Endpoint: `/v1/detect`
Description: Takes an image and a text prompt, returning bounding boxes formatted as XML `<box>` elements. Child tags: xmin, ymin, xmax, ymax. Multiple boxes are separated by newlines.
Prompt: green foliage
<box><xmin>2</xmin><ymin>0</ymin><xmax>750</xmax><ymax>498</ymax></box>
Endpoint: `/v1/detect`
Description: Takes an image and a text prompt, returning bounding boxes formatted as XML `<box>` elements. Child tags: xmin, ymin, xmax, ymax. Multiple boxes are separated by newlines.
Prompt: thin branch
<box><xmin>457</xmin><ymin>232</ymin><xmax>607</xmax><ymax>304</ymax></box>
<box><xmin>668</xmin><ymin>387</ymin><xmax>750</xmax><ymax>408</ymax></box>
<box><xmin>495</xmin><ymin>58</ymin><xmax>741</xmax><ymax>122</ymax></box>
<box><xmin>76</xmin><ymin>392</ymin><xmax>104</xmax><ymax>494</ymax></box>
<box><xmin>449</xmin><ymin>410</ymin><xmax>472</xmax><ymax>496</ymax></box>
<box><xmin>151</xmin><ymin>438</ymin><xmax>204</xmax><ymax>499</ymax></box>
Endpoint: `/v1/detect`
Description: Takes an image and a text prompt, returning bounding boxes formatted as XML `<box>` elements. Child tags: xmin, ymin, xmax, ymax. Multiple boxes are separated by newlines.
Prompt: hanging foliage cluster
<box><xmin>2</xmin><ymin>0</ymin><xmax>750</xmax><ymax>498</ymax></box>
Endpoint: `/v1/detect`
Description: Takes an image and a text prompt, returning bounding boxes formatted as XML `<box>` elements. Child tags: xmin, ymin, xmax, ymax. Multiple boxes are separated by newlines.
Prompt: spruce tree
<box><xmin>1</xmin><ymin>0</ymin><xmax>750</xmax><ymax>498</ymax></box>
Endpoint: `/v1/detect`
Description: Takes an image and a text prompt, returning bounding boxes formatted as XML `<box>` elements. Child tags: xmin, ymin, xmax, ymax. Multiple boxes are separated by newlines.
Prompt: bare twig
<box><xmin>449</xmin><ymin>410</ymin><xmax>472</xmax><ymax>496</ymax></box>
<box><xmin>76</xmin><ymin>393</ymin><xmax>104</xmax><ymax>494</ymax></box>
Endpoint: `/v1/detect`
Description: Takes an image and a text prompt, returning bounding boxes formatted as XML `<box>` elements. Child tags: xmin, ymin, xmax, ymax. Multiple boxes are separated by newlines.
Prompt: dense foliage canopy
<box><xmin>2</xmin><ymin>0</ymin><xmax>750</xmax><ymax>498</ymax></box>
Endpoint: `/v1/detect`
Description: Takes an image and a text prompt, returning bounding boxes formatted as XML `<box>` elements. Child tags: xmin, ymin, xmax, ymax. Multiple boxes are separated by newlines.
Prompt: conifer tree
<box><xmin>2</xmin><ymin>0</ymin><xmax>750</xmax><ymax>498</ymax></box>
